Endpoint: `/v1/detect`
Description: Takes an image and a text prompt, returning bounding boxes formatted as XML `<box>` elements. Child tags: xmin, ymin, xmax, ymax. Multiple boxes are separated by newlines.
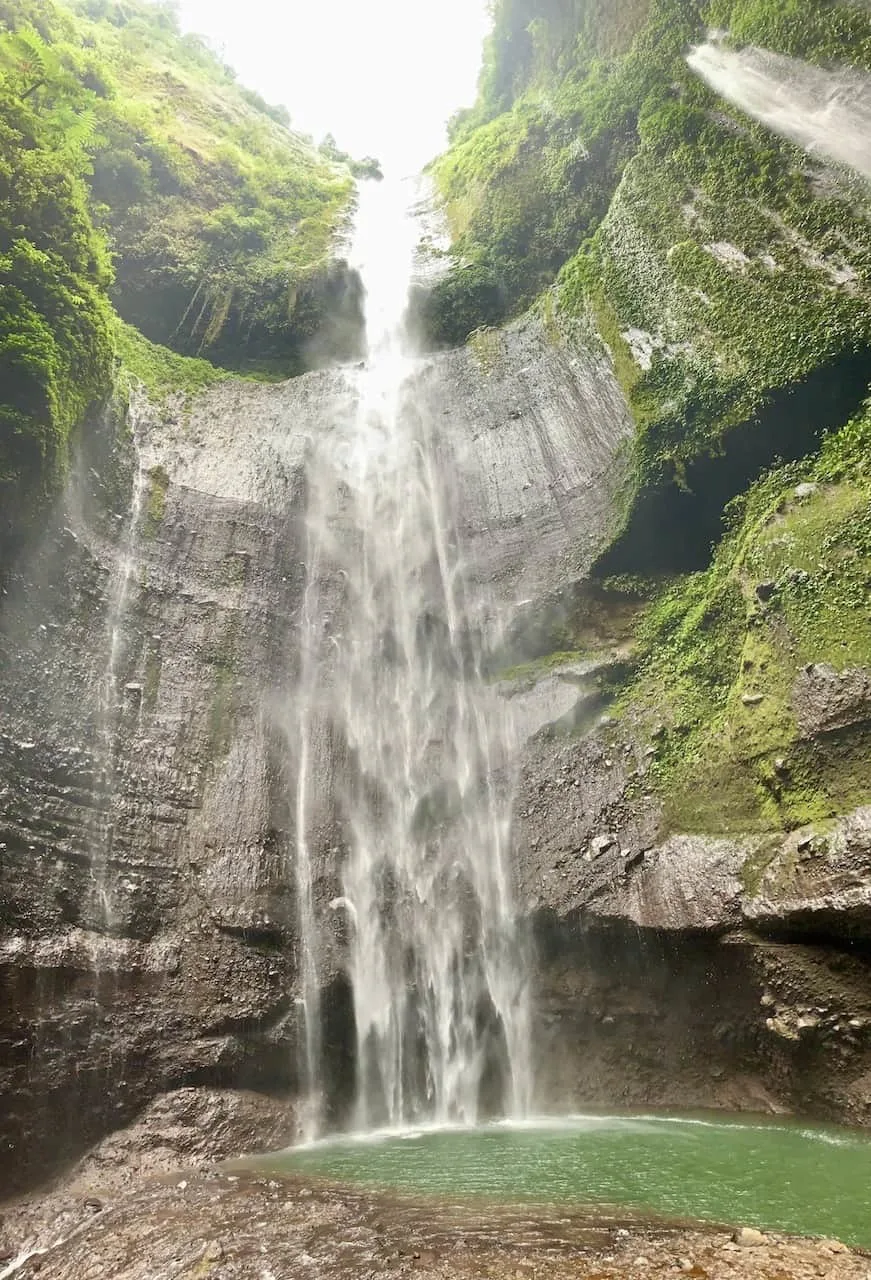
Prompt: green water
<box><xmin>256</xmin><ymin>1113</ymin><xmax>871</xmax><ymax>1246</ymax></box>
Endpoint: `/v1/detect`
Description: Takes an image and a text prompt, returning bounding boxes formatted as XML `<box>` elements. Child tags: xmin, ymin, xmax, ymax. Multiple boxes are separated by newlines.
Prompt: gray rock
<box><xmin>792</xmin><ymin>663</ymin><xmax>871</xmax><ymax>736</ymax></box>
<box><xmin>733</xmin><ymin>1227</ymin><xmax>766</xmax><ymax>1247</ymax></box>
<box><xmin>0</xmin><ymin>311</ymin><xmax>634</xmax><ymax>1192</ymax></box>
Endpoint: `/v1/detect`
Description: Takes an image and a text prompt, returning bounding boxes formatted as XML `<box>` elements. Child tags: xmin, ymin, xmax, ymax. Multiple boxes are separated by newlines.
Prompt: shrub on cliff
<box><xmin>0</xmin><ymin>21</ymin><xmax>113</xmax><ymax>519</ymax></box>
<box><xmin>0</xmin><ymin>0</ymin><xmax>361</xmax><ymax>523</ymax></box>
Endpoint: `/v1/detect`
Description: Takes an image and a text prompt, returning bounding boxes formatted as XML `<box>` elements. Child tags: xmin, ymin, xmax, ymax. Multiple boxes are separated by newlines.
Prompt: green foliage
<box><xmin>574</xmin><ymin>87</ymin><xmax>871</xmax><ymax>502</ymax></box>
<box><xmin>319</xmin><ymin>133</ymin><xmax>383</xmax><ymax>180</ymax></box>
<box><xmin>3</xmin><ymin>0</ymin><xmax>356</xmax><ymax>375</ymax></box>
<box><xmin>706</xmin><ymin>0</ymin><xmax>871</xmax><ymax>68</ymax></box>
<box><xmin>432</xmin><ymin>0</ymin><xmax>871</xmax><ymax>495</ymax></box>
<box><xmin>429</xmin><ymin>0</ymin><xmax>705</xmax><ymax>343</ymax></box>
<box><xmin>115</xmin><ymin>321</ymin><xmax>229</xmax><ymax>403</ymax></box>
<box><xmin>0</xmin><ymin>15</ymin><xmax>114</xmax><ymax>516</ymax></box>
<box><xmin>0</xmin><ymin>0</ymin><xmax>358</xmax><ymax>517</ymax></box>
<box><xmin>439</xmin><ymin>0</ymin><xmax>871</xmax><ymax>837</ymax></box>
<box><xmin>431</xmin><ymin>63</ymin><xmax>644</xmax><ymax>339</ymax></box>
<box><xmin>621</xmin><ymin>400</ymin><xmax>871</xmax><ymax>834</ymax></box>
<box><xmin>420</xmin><ymin>265</ymin><xmax>508</xmax><ymax>348</ymax></box>
<box><xmin>144</xmin><ymin>463</ymin><xmax>169</xmax><ymax>537</ymax></box>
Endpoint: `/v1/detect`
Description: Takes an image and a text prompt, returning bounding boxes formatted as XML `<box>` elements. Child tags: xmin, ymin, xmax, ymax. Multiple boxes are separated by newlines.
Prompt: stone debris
<box><xmin>732</xmin><ymin>1226</ymin><xmax>766</xmax><ymax>1246</ymax></box>
<box><xmin>5</xmin><ymin>1170</ymin><xmax>869</xmax><ymax>1280</ymax></box>
<box><xmin>591</xmin><ymin>834</ymin><xmax>619</xmax><ymax>857</ymax></box>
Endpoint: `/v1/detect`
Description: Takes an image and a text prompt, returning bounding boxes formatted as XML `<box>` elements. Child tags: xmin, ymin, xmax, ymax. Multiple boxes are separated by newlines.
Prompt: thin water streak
<box><xmin>89</xmin><ymin>401</ymin><xmax>147</xmax><ymax>936</ymax></box>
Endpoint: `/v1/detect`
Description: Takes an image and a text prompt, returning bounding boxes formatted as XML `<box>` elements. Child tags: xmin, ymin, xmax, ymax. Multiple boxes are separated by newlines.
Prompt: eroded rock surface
<box><xmin>0</xmin><ymin>315</ymin><xmax>632</xmax><ymax>1191</ymax></box>
<box><xmin>511</xmin><ymin>688</ymin><xmax>871</xmax><ymax>1124</ymax></box>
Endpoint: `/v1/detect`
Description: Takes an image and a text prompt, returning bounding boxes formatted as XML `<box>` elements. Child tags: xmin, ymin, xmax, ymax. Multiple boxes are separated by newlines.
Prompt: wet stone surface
<box><xmin>3</xmin><ymin>1170</ymin><xmax>870</xmax><ymax>1280</ymax></box>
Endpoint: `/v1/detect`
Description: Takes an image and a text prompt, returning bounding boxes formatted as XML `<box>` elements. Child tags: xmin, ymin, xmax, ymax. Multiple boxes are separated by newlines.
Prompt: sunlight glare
<box><xmin>176</xmin><ymin>0</ymin><xmax>491</xmax><ymax>173</ymax></box>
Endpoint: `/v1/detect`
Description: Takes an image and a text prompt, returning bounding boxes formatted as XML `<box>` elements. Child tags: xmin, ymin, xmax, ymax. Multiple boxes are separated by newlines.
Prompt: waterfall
<box><xmin>88</xmin><ymin>407</ymin><xmax>147</xmax><ymax>934</ymax></box>
<box><xmin>687</xmin><ymin>39</ymin><xmax>871</xmax><ymax>181</ymax></box>
<box><xmin>292</xmin><ymin>179</ymin><xmax>531</xmax><ymax>1134</ymax></box>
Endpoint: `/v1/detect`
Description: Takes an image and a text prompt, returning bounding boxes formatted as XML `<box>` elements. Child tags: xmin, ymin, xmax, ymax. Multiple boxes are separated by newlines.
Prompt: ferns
<box><xmin>0</xmin><ymin>22</ymin><xmax>105</xmax><ymax>175</ymax></box>
<box><xmin>0</xmin><ymin>26</ymin><xmax>53</xmax><ymax>94</ymax></box>
<box><xmin>50</xmin><ymin>101</ymin><xmax>98</xmax><ymax>151</ymax></box>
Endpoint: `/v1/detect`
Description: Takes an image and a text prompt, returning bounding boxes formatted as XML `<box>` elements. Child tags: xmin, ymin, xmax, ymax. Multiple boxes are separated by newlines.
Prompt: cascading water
<box><xmin>688</xmin><ymin>39</ymin><xmax>871</xmax><ymax>180</ymax></box>
<box><xmin>293</xmin><ymin>179</ymin><xmax>531</xmax><ymax>1136</ymax></box>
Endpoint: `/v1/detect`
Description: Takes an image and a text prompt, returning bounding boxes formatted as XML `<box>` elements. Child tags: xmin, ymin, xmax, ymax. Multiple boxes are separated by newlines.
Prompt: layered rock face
<box><xmin>0</xmin><ymin>315</ymin><xmax>632</xmax><ymax>1193</ymax></box>
<box><xmin>2</xmin><ymin>294</ymin><xmax>868</xmax><ymax>1199</ymax></box>
<box><xmin>511</xmin><ymin>690</ymin><xmax>871</xmax><ymax>1125</ymax></box>
<box><xmin>0</xmin><ymin>393</ymin><xmax>308</xmax><ymax>1193</ymax></box>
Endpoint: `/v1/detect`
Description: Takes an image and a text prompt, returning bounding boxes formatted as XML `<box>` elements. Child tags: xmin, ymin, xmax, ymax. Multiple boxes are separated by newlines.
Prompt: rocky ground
<box><xmin>0</xmin><ymin>1088</ymin><xmax>868</xmax><ymax>1280</ymax></box>
<box><xmin>1</xmin><ymin>1164</ymin><xmax>868</xmax><ymax>1280</ymax></box>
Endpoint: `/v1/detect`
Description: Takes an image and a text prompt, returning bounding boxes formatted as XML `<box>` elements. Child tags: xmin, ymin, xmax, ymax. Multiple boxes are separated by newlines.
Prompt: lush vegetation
<box><xmin>61</xmin><ymin>0</ymin><xmax>355</xmax><ymax>369</ymax></box>
<box><xmin>0</xmin><ymin>0</ymin><xmax>361</xmax><ymax>524</ymax></box>
<box><xmin>620</xmin><ymin>399</ymin><xmax>871</xmax><ymax>834</ymax></box>
<box><xmin>446</xmin><ymin>0</ymin><xmax>871</xmax><ymax>838</ymax></box>
<box><xmin>0</xmin><ymin>13</ymin><xmax>115</xmax><ymax>518</ymax></box>
<box><xmin>431</xmin><ymin>0</ymin><xmax>871</xmax><ymax>349</ymax></box>
<box><xmin>432</xmin><ymin>0</ymin><xmax>871</xmax><ymax>557</ymax></box>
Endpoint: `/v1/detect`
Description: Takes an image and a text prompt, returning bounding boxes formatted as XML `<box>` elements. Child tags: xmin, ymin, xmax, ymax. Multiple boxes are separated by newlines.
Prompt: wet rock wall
<box><xmin>0</xmin><ymin>315</ymin><xmax>633</xmax><ymax>1192</ymax></box>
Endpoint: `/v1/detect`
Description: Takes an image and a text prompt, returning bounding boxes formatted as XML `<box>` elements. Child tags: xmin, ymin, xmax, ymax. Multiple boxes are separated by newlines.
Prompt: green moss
<box><xmin>0</xmin><ymin>19</ymin><xmax>115</xmax><ymax>519</ymax></box>
<box><xmin>115</xmin><ymin>322</ymin><xmax>229</xmax><ymax>404</ymax></box>
<box><xmin>565</xmin><ymin>98</ymin><xmax>871</xmax><ymax>499</ymax></box>
<box><xmin>493</xmin><ymin>648</ymin><xmax>592</xmax><ymax>685</ymax></box>
<box><xmin>434</xmin><ymin>0</ymin><xmax>871</xmax><ymax>558</ymax></box>
<box><xmin>744</xmin><ymin>483</ymin><xmax>871</xmax><ymax>669</ymax></box>
<box><xmin>66</xmin><ymin>0</ymin><xmax>355</xmax><ymax>371</ymax></box>
<box><xmin>439</xmin><ymin>0</ymin><xmax>871</xmax><ymax>839</ymax></box>
<box><xmin>621</xmin><ymin>400</ymin><xmax>871</xmax><ymax>835</ymax></box>
<box><xmin>467</xmin><ymin>326</ymin><xmax>505</xmax><ymax>373</ymax></box>
<box><xmin>429</xmin><ymin>0</ymin><xmax>706</xmax><ymax>343</ymax></box>
<box><xmin>739</xmin><ymin>837</ymin><xmax>780</xmax><ymax>896</ymax></box>
<box><xmin>706</xmin><ymin>0</ymin><xmax>871</xmax><ymax>68</ymax></box>
<box><xmin>144</xmin><ymin>463</ymin><xmax>169</xmax><ymax>537</ymax></box>
<box><xmin>0</xmin><ymin>0</ymin><xmax>358</xmax><ymax>530</ymax></box>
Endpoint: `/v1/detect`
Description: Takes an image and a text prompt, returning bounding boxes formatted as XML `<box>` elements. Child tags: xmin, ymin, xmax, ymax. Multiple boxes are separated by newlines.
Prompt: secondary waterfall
<box><xmin>293</xmin><ymin>179</ymin><xmax>531</xmax><ymax>1135</ymax></box>
<box><xmin>88</xmin><ymin>410</ymin><xmax>147</xmax><ymax>935</ymax></box>
<box><xmin>688</xmin><ymin>39</ymin><xmax>871</xmax><ymax>180</ymax></box>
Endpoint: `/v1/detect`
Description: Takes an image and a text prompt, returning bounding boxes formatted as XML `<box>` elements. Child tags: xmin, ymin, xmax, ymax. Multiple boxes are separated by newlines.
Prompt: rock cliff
<box><xmin>0</xmin><ymin>311</ymin><xmax>633</xmax><ymax>1192</ymax></box>
<box><xmin>427</xmin><ymin>0</ymin><xmax>871</xmax><ymax>1129</ymax></box>
<box><xmin>1</xmin><ymin>0</ymin><xmax>870</xmax><ymax>1200</ymax></box>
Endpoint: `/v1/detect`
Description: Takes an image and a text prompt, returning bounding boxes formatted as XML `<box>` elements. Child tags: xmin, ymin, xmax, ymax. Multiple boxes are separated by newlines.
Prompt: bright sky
<box><xmin>176</xmin><ymin>0</ymin><xmax>492</xmax><ymax>175</ymax></box>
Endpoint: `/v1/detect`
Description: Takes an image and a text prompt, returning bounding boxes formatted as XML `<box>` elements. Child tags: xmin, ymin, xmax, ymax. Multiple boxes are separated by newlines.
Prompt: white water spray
<box><xmin>688</xmin><ymin>39</ymin><xmax>871</xmax><ymax>180</ymax></box>
<box><xmin>292</xmin><ymin>179</ymin><xmax>531</xmax><ymax>1134</ymax></box>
